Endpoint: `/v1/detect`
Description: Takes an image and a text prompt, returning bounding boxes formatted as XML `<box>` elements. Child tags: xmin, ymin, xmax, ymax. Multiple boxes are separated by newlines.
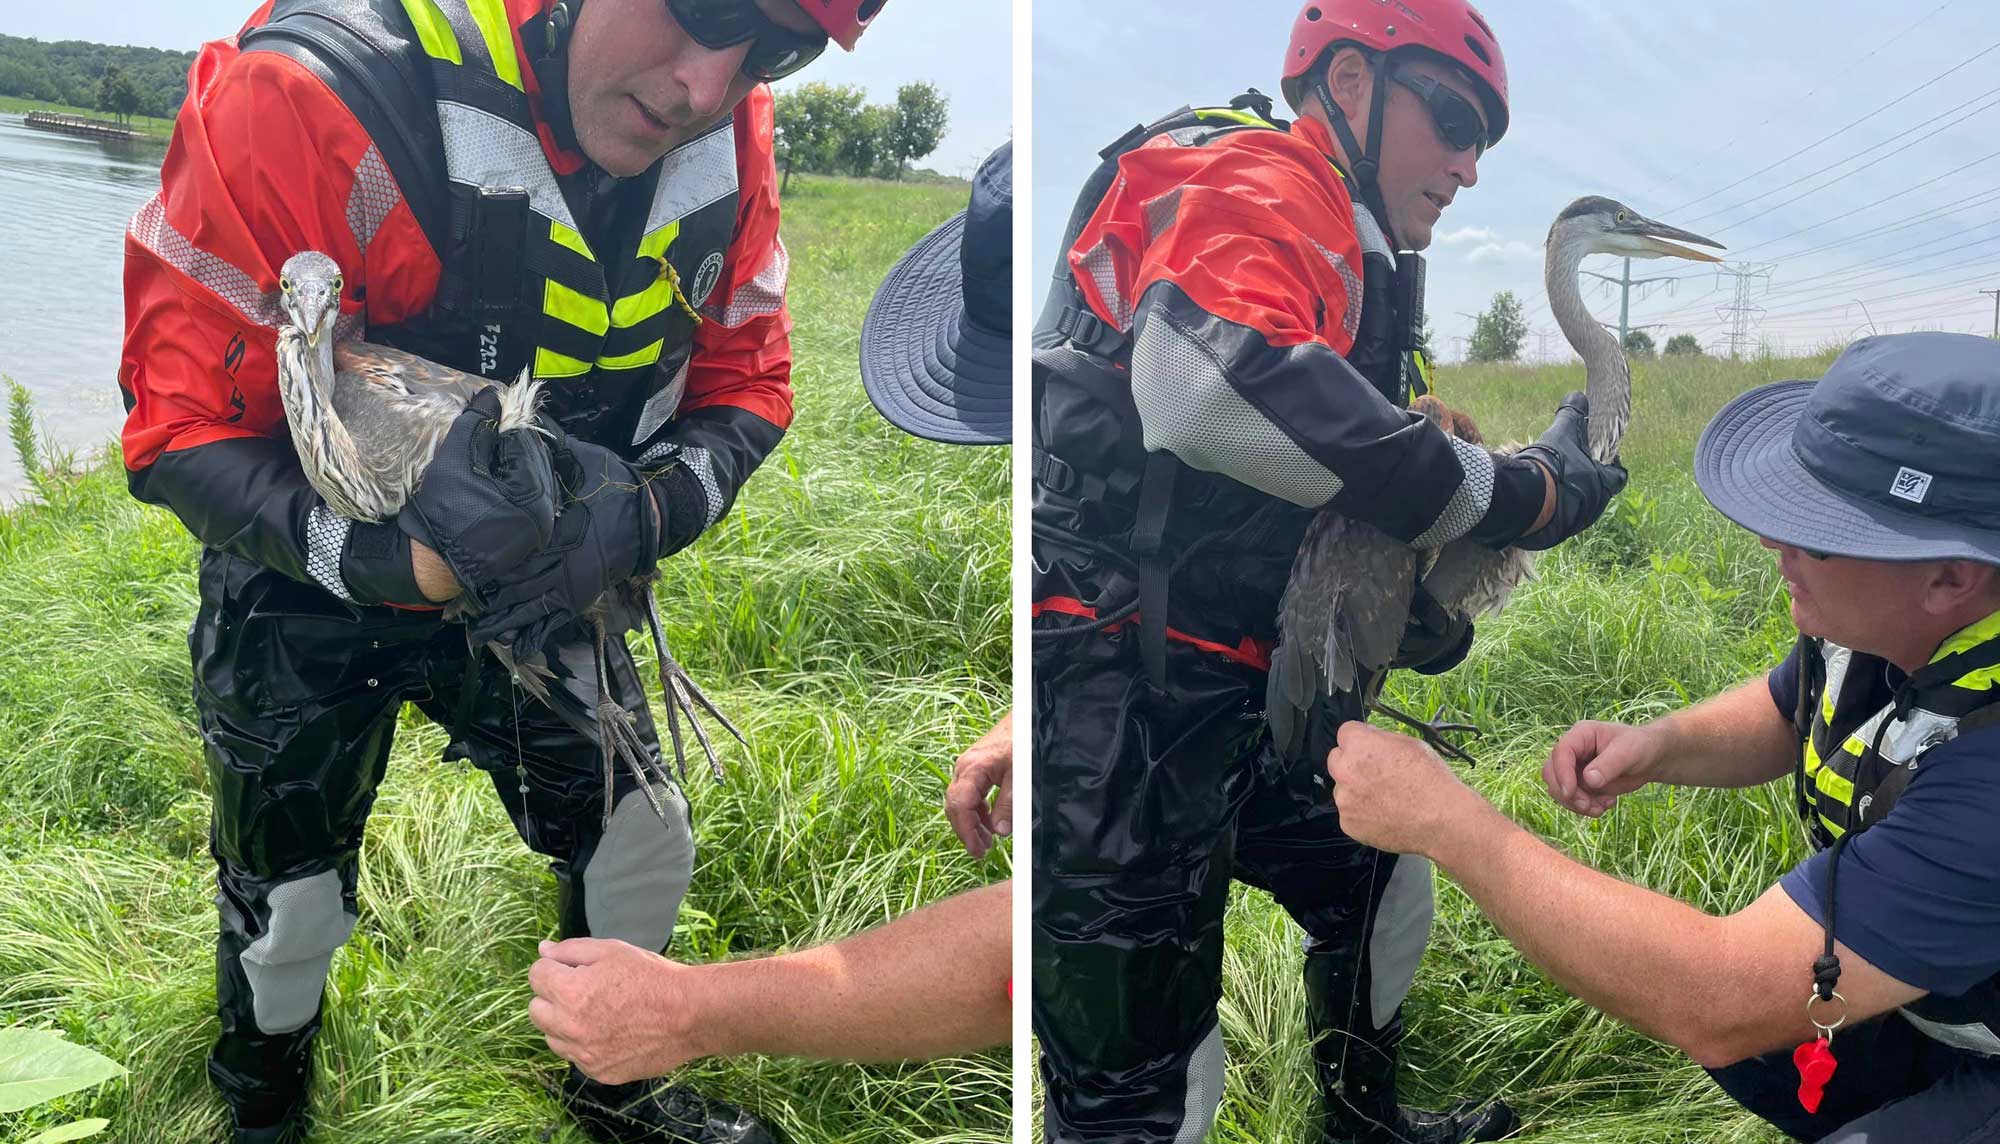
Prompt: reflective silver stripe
<box><xmin>679</xmin><ymin>445</ymin><xmax>724</xmax><ymax>528</ymax></box>
<box><xmin>701</xmin><ymin>236</ymin><xmax>788</xmax><ymax>327</ymax></box>
<box><xmin>1900</xmin><ymin>1008</ymin><xmax>2000</xmax><ymax>1056</ymax></box>
<box><xmin>1368</xmin><ymin>854</ymin><xmax>1435</xmax><ymax>1028</ymax></box>
<box><xmin>583</xmin><ymin>785</ymin><xmax>694</xmax><ymax>952</ymax></box>
<box><xmin>346</xmin><ymin>143</ymin><xmax>400</xmax><ymax>253</ymax></box>
<box><xmin>1076</xmin><ymin>241</ymin><xmax>1133</xmax><ymax>331</ymax></box>
<box><xmin>1144</xmin><ymin>187</ymin><xmax>1184</xmax><ymax>243</ymax></box>
<box><xmin>1310</xmin><ymin>237</ymin><xmax>1364</xmax><ymax>344</ymax></box>
<box><xmin>647</xmin><ymin>120</ymin><xmax>739</xmax><ymax>232</ymax></box>
<box><xmin>435</xmin><ymin>100</ymin><xmax>577</xmax><ymax>230</ymax></box>
<box><xmin>1352</xmin><ymin>201</ymin><xmax>1396</xmax><ymax>267</ymax></box>
<box><xmin>304</xmin><ymin>505</ymin><xmax>354</xmax><ymax>601</ymax></box>
<box><xmin>1172</xmin><ymin>1023</ymin><xmax>1226</xmax><ymax>1144</ymax></box>
<box><xmin>631</xmin><ymin>358</ymin><xmax>690</xmax><ymax>446</ymax></box>
<box><xmin>128</xmin><ymin>194</ymin><xmax>280</xmax><ymax>328</ymax></box>
<box><xmin>1409</xmin><ymin>436</ymin><xmax>1496</xmax><ymax>549</ymax></box>
<box><xmin>1131</xmin><ymin>307</ymin><xmax>1343</xmax><ymax>507</ymax></box>
<box><xmin>240</xmin><ymin>870</ymin><xmax>356</xmax><ymax>1034</ymax></box>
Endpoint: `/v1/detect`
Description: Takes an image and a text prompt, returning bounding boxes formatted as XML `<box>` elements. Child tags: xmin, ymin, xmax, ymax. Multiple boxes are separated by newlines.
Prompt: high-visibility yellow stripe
<box><xmin>598</xmin><ymin>340</ymin><xmax>665</xmax><ymax>370</ymax></box>
<box><xmin>535</xmin><ymin>347</ymin><xmax>591</xmax><ymax>378</ymax></box>
<box><xmin>638</xmin><ymin>219</ymin><xmax>680</xmax><ymax>263</ymax></box>
<box><xmin>1193</xmin><ymin>107</ymin><xmax>1275</xmax><ymax>129</ymax></box>
<box><xmin>612</xmin><ymin>278</ymin><xmax>675</xmax><ymax>328</ymax></box>
<box><xmin>549</xmin><ymin>220</ymin><xmax>594</xmax><ymax>260</ymax></box>
<box><xmin>464</xmin><ymin>0</ymin><xmax>523</xmax><ymax>90</ymax></box>
<box><xmin>1956</xmin><ymin>666</ymin><xmax>2000</xmax><ymax>692</ymax></box>
<box><xmin>544</xmin><ymin>279</ymin><xmax>610</xmax><ymax>336</ymax></box>
<box><xmin>1817</xmin><ymin>813</ymin><xmax>1847</xmax><ymax>839</ymax></box>
<box><xmin>1936</xmin><ymin>607</ymin><xmax>2000</xmax><ymax>662</ymax></box>
<box><xmin>1412</xmin><ymin>349</ymin><xmax>1435</xmax><ymax>395</ymax></box>
<box><xmin>399</xmin><ymin>0</ymin><xmax>462</xmax><ymax>63</ymax></box>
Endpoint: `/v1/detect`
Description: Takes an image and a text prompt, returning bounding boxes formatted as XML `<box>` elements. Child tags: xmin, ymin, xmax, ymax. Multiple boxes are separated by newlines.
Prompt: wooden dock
<box><xmin>22</xmin><ymin>111</ymin><xmax>143</xmax><ymax>142</ymax></box>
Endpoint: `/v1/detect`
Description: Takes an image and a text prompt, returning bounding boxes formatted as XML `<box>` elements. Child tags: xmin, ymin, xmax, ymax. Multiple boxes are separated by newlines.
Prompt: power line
<box><xmin>1666</xmin><ymin>35</ymin><xmax>2000</xmax><ymax>214</ymax></box>
<box><xmin>1716</xmin><ymin>263</ymin><xmax>1776</xmax><ymax>358</ymax></box>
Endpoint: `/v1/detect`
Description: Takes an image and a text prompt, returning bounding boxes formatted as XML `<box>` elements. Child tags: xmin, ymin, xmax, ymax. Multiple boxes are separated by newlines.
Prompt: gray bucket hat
<box><xmin>1695</xmin><ymin>331</ymin><xmax>2000</xmax><ymax>565</ymax></box>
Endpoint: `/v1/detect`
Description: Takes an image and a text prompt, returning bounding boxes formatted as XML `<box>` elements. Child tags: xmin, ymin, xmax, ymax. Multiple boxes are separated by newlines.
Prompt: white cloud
<box><xmin>1435</xmin><ymin>226</ymin><xmax>1504</xmax><ymax>245</ymax></box>
<box><xmin>1466</xmin><ymin>241</ymin><xmax>1543</xmax><ymax>265</ymax></box>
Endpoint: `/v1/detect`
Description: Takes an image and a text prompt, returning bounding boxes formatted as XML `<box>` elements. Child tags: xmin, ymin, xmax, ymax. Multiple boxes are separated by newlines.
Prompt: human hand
<box><xmin>1324</xmin><ymin>720</ymin><xmax>1483</xmax><ymax>856</ymax></box>
<box><xmin>1543</xmin><ymin>720</ymin><xmax>1663</xmax><ymax>817</ymax></box>
<box><xmin>398</xmin><ymin>387</ymin><xmax>558</xmax><ymax>605</ymax></box>
<box><xmin>528</xmin><ymin>937</ymin><xmax>707</xmax><ymax>1084</ymax></box>
<box><xmin>945</xmin><ymin>711</ymin><xmax>1013</xmax><ymax>859</ymax></box>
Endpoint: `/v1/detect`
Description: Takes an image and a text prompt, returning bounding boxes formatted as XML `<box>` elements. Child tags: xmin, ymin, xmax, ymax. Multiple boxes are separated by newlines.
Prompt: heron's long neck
<box><xmin>1545</xmin><ymin>242</ymin><xmax>1630</xmax><ymax>464</ymax></box>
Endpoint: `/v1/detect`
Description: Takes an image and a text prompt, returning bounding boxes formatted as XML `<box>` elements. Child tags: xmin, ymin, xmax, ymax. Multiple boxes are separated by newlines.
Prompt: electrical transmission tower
<box><xmin>1715</xmin><ymin>263</ymin><xmax>1776</xmax><ymax>359</ymax></box>
<box><xmin>1982</xmin><ymin>287</ymin><xmax>2000</xmax><ymax>338</ymax></box>
<box><xmin>1582</xmin><ymin>257</ymin><xmax>1684</xmax><ymax>346</ymax></box>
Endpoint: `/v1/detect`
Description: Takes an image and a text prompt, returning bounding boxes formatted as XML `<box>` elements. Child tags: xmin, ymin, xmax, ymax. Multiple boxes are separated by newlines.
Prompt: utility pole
<box><xmin>1982</xmin><ymin>287</ymin><xmax>2000</xmax><ymax>338</ymax></box>
<box><xmin>1534</xmin><ymin>329</ymin><xmax>1555</xmax><ymax>362</ymax></box>
<box><xmin>1582</xmin><ymin>257</ymin><xmax>1683</xmax><ymax>347</ymax></box>
<box><xmin>1715</xmin><ymin>263</ymin><xmax>1776</xmax><ymax>359</ymax></box>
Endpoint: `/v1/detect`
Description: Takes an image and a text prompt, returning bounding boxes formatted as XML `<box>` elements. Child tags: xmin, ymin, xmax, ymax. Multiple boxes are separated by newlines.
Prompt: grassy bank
<box><xmin>0</xmin><ymin>94</ymin><xmax>173</xmax><ymax>140</ymax></box>
<box><xmin>0</xmin><ymin>175</ymin><xmax>1009</xmax><ymax>1143</ymax></box>
<box><xmin>1199</xmin><ymin>350</ymin><xmax>1847</xmax><ymax>1143</ymax></box>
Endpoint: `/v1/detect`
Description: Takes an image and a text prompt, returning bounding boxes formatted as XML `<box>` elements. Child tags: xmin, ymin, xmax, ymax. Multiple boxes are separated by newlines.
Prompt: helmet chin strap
<box><xmin>1313</xmin><ymin>57</ymin><xmax>1401</xmax><ymax>251</ymax></box>
<box><xmin>531</xmin><ymin>0</ymin><xmax>586</xmax><ymax>157</ymax></box>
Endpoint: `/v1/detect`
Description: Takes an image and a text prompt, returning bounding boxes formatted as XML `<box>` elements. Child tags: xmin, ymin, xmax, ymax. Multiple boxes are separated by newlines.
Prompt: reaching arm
<box><xmin>529</xmin><ymin>882</ymin><xmax>1012</xmax><ymax>1083</ymax></box>
<box><xmin>1544</xmin><ymin>675</ymin><xmax>1799</xmax><ymax>816</ymax></box>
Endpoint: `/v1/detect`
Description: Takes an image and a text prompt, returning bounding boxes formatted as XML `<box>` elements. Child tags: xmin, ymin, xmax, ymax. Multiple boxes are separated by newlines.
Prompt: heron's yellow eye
<box><xmin>280</xmin><ymin>276</ymin><xmax>292</xmax><ymax>292</ymax></box>
<box><xmin>1616</xmin><ymin>210</ymin><xmax>1629</xmax><ymax>223</ymax></box>
<box><xmin>332</xmin><ymin>276</ymin><xmax>343</xmax><ymax>294</ymax></box>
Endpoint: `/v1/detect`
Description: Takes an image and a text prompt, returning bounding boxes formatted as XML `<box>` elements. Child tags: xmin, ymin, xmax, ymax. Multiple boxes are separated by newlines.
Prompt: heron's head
<box><xmin>1547</xmin><ymin>197</ymin><xmax>1725</xmax><ymax>263</ymax></box>
<box><xmin>278</xmin><ymin>251</ymin><xmax>344</xmax><ymax>347</ymax></box>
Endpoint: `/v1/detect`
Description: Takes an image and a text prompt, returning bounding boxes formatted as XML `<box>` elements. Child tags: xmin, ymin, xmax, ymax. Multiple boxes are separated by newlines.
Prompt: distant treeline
<box><xmin>0</xmin><ymin>33</ymin><xmax>192</xmax><ymax>120</ymax></box>
<box><xmin>773</xmin><ymin>81</ymin><xmax>950</xmax><ymax>188</ymax></box>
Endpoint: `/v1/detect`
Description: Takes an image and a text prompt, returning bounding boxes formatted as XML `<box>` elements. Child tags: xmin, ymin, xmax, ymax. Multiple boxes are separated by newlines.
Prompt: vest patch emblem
<box><xmin>692</xmin><ymin>251</ymin><xmax>727</xmax><ymax>308</ymax></box>
<box><xmin>1892</xmin><ymin>465</ymin><xmax>1933</xmax><ymax>504</ymax></box>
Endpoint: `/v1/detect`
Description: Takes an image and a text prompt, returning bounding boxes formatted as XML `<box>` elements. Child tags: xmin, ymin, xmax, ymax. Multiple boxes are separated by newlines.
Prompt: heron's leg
<box><xmin>1360</xmin><ymin>669</ymin><xmax>1485</xmax><ymax>766</ymax></box>
<box><xmin>592</xmin><ymin>616</ymin><xmax>674</xmax><ymax>826</ymax></box>
<box><xmin>644</xmin><ymin>589</ymin><xmax>744</xmax><ymax>785</ymax></box>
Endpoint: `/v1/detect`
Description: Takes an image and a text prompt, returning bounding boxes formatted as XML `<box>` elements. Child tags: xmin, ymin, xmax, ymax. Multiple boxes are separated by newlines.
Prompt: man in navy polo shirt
<box><xmin>1321</xmin><ymin>332</ymin><xmax>2000</xmax><ymax>1140</ymax></box>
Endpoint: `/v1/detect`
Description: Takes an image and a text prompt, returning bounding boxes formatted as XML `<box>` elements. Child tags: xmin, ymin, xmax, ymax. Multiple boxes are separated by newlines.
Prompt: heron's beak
<box><xmin>1619</xmin><ymin>215</ymin><xmax>1726</xmax><ymax>262</ymax></box>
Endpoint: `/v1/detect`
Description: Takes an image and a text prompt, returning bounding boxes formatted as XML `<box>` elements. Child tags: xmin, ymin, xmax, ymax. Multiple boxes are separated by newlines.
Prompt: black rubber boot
<box><xmin>563</xmin><ymin>1069</ymin><xmax>786</xmax><ymax>1144</ymax></box>
<box><xmin>229</xmin><ymin>1112</ymin><xmax>307</xmax><ymax>1144</ymax></box>
<box><xmin>1305</xmin><ymin>948</ymin><xmax>1517</xmax><ymax>1144</ymax></box>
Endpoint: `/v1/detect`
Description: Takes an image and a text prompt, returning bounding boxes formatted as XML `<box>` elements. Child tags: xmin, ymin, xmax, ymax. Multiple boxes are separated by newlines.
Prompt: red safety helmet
<box><xmin>1280</xmin><ymin>0</ymin><xmax>1508</xmax><ymax>146</ymax></box>
<box><xmin>804</xmin><ymin>0</ymin><xmax>885</xmax><ymax>50</ymax></box>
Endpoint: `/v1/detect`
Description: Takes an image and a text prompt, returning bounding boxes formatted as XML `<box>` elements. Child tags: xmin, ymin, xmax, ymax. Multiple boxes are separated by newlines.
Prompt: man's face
<box><xmin>567</xmin><ymin>0</ymin><xmax>821</xmax><ymax>177</ymax></box>
<box><xmin>1371</xmin><ymin>57</ymin><xmax>1486</xmax><ymax>250</ymax></box>
<box><xmin>1762</xmin><ymin>538</ymin><xmax>1937</xmax><ymax>658</ymax></box>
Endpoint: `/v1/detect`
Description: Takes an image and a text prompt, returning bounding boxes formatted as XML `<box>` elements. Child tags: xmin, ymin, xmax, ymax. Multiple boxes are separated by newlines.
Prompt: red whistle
<box><xmin>1793</xmin><ymin>1038</ymin><xmax>1838</xmax><ymax>1114</ymax></box>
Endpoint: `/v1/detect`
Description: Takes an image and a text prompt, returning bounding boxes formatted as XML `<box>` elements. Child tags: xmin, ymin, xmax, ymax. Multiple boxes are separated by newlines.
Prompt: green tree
<box><xmin>95</xmin><ymin>63</ymin><xmax>140</xmax><ymax>125</ymax></box>
<box><xmin>1468</xmin><ymin>290</ymin><xmax>1527</xmax><ymax>363</ymax></box>
<box><xmin>886</xmin><ymin>81</ymin><xmax>949</xmax><ymax>181</ymax></box>
<box><xmin>772</xmin><ymin>81</ymin><xmax>865</xmax><ymax>190</ymax></box>
<box><xmin>840</xmin><ymin>104</ymin><xmax>896</xmax><ymax>179</ymax></box>
<box><xmin>1622</xmin><ymin>328</ymin><xmax>1657</xmax><ymax>360</ymax></box>
<box><xmin>1664</xmin><ymin>333</ymin><xmax>1703</xmax><ymax>357</ymax></box>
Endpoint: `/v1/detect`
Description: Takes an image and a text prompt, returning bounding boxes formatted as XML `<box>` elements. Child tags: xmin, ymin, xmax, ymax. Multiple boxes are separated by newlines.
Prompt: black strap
<box><xmin>1131</xmin><ymin>452</ymin><xmax>1178</xmax><ymax>690</ymax></box>
<box><xmin>1815</xmin><ymin>832</ymin><xmax>1851</xmax><ymax>1002</ymax></box>
<box><xmin>1054</xmin><ymin>303</ymin><xmax>1129</xmax><ymax>359</ymax></box>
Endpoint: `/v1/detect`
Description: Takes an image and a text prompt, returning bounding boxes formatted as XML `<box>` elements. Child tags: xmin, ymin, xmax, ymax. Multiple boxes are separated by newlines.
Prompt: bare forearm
<box><xmin>411</xmin><ymin>540</ymin><xmax>461</xmax><ymax>601</ymax></box>
<box><xmin>1645</xmin><ymin>677</ymin><xmax>1796</xmax><ymax>789</ymax></box>
<box><xmin>696</xmin><ymin>881</ymin><xmax>1011</xmax><ymax>1063</ymax></box>
<box><xmin>1432</xmin><ymin>808</ymin><xmax>1737</xmax><ymax>1056</ymax></box>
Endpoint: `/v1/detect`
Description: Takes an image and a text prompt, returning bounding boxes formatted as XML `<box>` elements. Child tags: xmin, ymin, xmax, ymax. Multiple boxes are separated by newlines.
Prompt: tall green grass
<box><xmin>0</xmin><ymin>175</ymin><xmax>1009</xmax><ymax>1144</ymax></box>
<box><xmin>1206</xmin><ymin>350</ymin><xmax>1848</xmax><ymax>1143</ymax></box>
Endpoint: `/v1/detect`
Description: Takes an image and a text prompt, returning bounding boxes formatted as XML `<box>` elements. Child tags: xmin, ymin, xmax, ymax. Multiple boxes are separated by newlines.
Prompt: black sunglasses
<box><xmin>664</xmin><ymin>0</ymin><xmax>828</xmax><ymax>82</ymax></box>
<box><xmin>1391</xmin><ymin>71</ymin><xmax>1489</xmax><ymax>157</ymax></box>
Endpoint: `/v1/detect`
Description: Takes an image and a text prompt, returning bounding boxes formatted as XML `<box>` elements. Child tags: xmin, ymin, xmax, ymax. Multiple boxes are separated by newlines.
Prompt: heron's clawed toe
<box><xmin>660</xmin><ymin>655</ymin><xmax>741</xmax><ymax>784</ymax></box>
<box><xmin>1368</xmin><ymin>698</ymin><xmax>1486</xmax><ymax>766</ymax></box>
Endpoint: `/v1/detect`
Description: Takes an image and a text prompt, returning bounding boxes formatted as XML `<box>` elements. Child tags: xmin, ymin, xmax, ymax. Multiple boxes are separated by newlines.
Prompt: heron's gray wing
<box><xmin>335</xmin><ymin>339</ymin><xmax>490</xmax><ymax>409</ymax></box>
<box><xmin>1421</xmin><ymin>439</ymin><xmax>1538</xmax><ymax>621</ymax></box>
<box><xmin>1267</xmin><ymin>511</ymin><xmax>1416</xmax><ymax>757</ymax></box>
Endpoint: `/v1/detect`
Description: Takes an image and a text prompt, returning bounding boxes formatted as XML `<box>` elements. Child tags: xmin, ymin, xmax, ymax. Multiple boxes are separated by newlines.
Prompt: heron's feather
<box><xmin>1268</xmin><ymin>512</ymin><xmax>1416</xmax><ymax>757</ymax></box>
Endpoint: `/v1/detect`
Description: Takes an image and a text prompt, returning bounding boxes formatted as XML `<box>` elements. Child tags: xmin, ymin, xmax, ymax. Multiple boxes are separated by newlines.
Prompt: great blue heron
<box><xmin>274</xmin><ymin>250</ymin><xmax>740</xmax><ymax>824</ymax></box>
<box><xmin>1267</xmin><ymin>197</ymin><xmax>1724</xmax><ymax>760</ymax></box>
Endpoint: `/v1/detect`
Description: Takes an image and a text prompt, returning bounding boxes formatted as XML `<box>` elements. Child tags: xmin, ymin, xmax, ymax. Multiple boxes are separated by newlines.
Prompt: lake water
<box><xmin>0</xmin><ymin>114</ymin><xmax>163</xmax><ymax>501</ymax></box>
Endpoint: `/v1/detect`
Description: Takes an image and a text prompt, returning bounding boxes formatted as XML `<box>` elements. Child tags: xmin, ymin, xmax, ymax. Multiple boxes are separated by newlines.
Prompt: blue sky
<box><xmin>1033</xmin><ymin>0</ymin><xmax>2000</xmax><ymax>360</ymax></box>
<box><xmin>3</xmin><ymin>1</ymin><xmax>1010</xmax><ymax>178</ymax></box>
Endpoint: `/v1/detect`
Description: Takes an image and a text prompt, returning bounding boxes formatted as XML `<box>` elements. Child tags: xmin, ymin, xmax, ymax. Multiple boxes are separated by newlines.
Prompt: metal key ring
<box><xmin>1806</xmin><ymin>990</ymin><xmax>1848</xmax><ymax>1036</ymax></box>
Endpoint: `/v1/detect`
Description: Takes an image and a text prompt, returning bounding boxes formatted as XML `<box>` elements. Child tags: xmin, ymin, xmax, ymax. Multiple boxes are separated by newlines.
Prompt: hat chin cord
<box><xmin>1313</xmin><ymin>55</ymin><xmax>1401</xmax><ymax>251</ymax></box>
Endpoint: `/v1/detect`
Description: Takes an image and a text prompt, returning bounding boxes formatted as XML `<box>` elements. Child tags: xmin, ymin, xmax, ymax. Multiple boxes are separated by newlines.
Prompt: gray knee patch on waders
<box><xmin>240</xmin><ymin>870</ymin><xmax>357</xmax><ymax>1034</ymax></box>
<box><xmin>1368</xmin><ymin>855</ymin><xmax>1435</xmax><ymax>1029</ymax></box>
<box><xmin>583</xmin><ymin>784</ymin><xmax>694</xmax><ymax>951</ymax></box>
<box><xmin>1173</xmin><ymin>1023</ymin><xmax>1226</xmax><ymax>1144</ymax></box>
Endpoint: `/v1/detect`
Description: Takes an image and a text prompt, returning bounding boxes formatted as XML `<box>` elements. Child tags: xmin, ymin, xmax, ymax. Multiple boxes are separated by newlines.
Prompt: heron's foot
<box><xmin>658</xmin><ymin>650</ymin><xmax>745</xmax><ymax>785</ymax></box>
<box><xmin>1368</xmin><ymin>698</ymin><xmax>1485</xmax><ymax>765</ymax></box>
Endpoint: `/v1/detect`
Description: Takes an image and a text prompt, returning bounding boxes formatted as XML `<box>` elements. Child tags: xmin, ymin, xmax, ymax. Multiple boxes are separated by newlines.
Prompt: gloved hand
<box><xmin>467</xmin><ymin>435</ymin><xmax>662</xmax><ymax>650</ymax></box>
<box><xmin>1510</xmin><ymin>392</ymin><xmax>1627</xmax><ymax>551</ymax></box>
<box><xmin>1388</xmin><ymin>585</ymin><xmax>1474</xmax><ymax>675</ymax></box>
<box><xmin>397</xmin><ymin>387</ymin><xmax>560</xmax><ymax>607</ymax></box>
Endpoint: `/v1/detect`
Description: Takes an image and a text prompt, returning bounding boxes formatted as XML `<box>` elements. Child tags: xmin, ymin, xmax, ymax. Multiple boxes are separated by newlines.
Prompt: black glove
<box><xmin>1509</xmin><ymin>392</ymin><xmax>1627</xmax><ymax>552</ymax></box>
<box><xmin>466</xmin><ymin>434</ymin><xmax>662</xmax><ymax>649</ymax></box>
<box><xmin>337</xmin><ymin>518</ymin><xmax>426</xmax><ymax>606</ymax></box>
<box><xmin>1388</xmin><ymin>585</ymin><xmax>1474</xmax><ymax>675</ymax></box>
<box><xmin>397</xmin><ymin>388</ymin><xmax>560</xmax><ymax>608</ymax></box>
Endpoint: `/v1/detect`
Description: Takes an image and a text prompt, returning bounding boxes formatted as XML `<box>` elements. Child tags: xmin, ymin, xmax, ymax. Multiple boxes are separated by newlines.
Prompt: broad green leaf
<box><xmin>0</xmin><ymin>1029</ymin><xmax>126</xmax><ymax>1114</ymax></box>
<box><xmin>25</xmin><ymin>1118</ymin><xmax>113</xmax><ymax>1144</ymax></box>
